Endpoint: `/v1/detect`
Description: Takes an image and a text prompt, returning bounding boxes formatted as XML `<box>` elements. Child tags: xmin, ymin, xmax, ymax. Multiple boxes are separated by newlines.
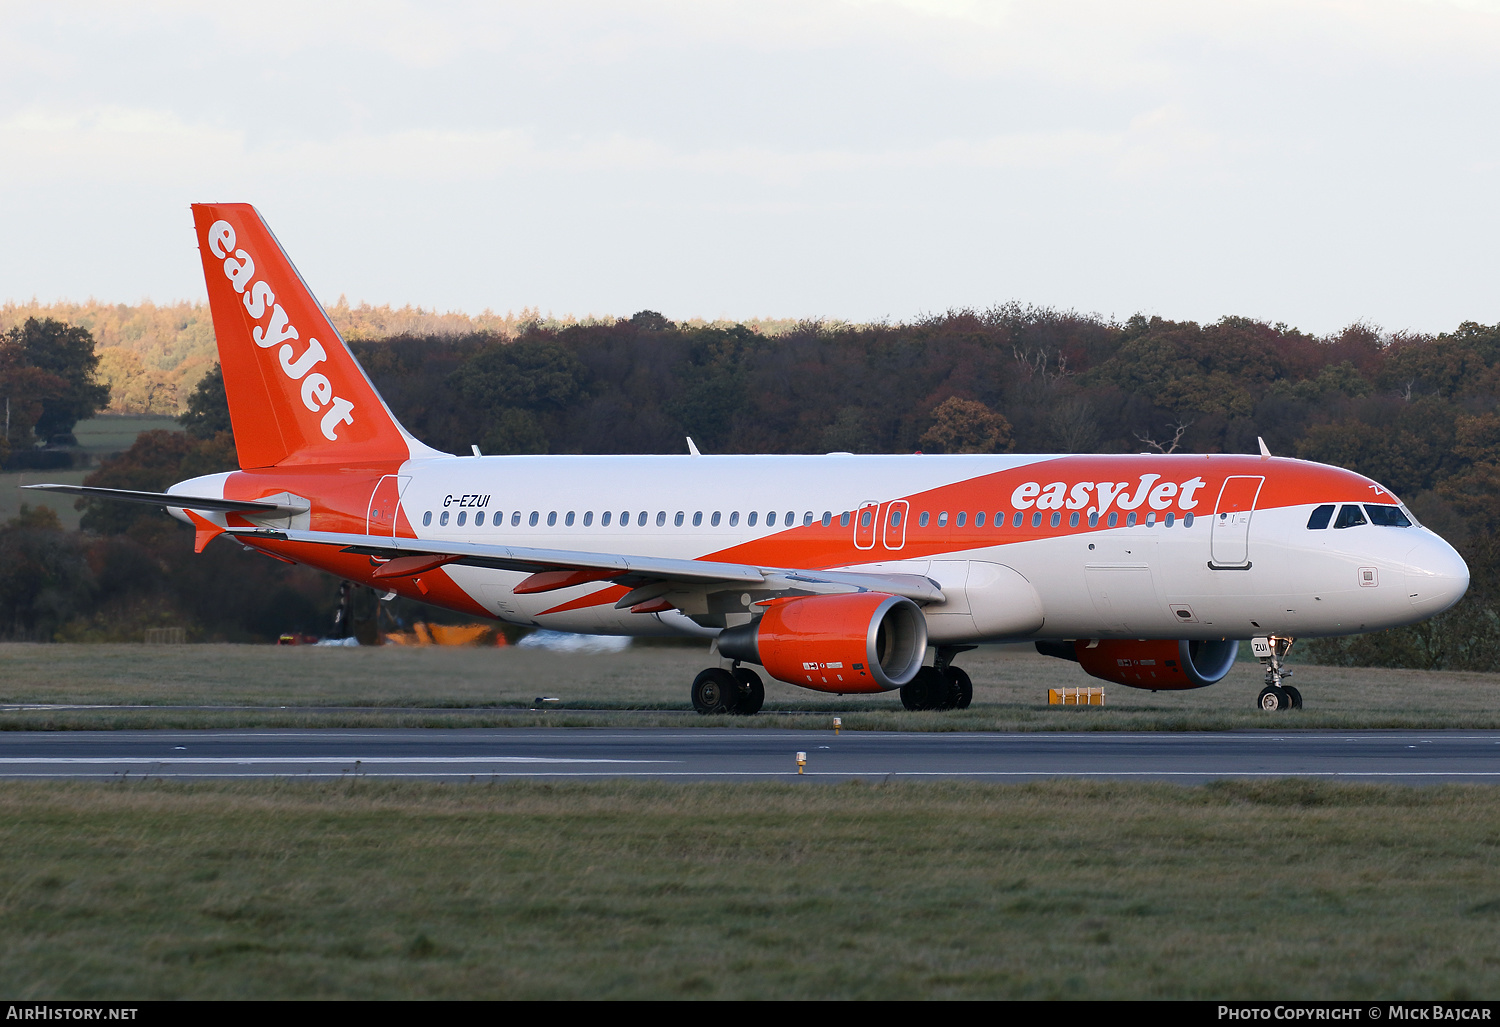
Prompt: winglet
<box><xmin>686</xmin><ymin>437</ymin><xmax>701</xmax><ymax>457</ymax></box>
<box><xmin>1257</xmin><ymin>436</ymin><xmax>1271</xmax><ymax>458</ymax></box>
<box><xmin>184</xmin><ymin>510</ymin><xmax>227</xmax><ymax>554</ymax></box>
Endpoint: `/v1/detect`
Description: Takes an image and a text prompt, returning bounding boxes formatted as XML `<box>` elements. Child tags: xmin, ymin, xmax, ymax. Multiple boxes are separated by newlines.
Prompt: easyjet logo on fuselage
<box><xmin>1010</xmin><ymin>474</ymin><xmax>1208</xmax><ymax>516</ymax></box>
<box><xmin>207</xmin><ymin>220</ymin><xmax>356</xmax><ymax>442</ymax></box>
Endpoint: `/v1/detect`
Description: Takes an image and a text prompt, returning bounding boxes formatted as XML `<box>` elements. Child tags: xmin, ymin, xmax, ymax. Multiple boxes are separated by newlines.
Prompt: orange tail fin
<box><xmin>191</xmin><ymin>203</ymin><xmax>439</xmax><ymax>468</ymax></box>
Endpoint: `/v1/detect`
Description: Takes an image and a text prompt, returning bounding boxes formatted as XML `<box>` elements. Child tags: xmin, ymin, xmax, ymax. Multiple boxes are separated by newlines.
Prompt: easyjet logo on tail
<box><xmin>207</xmin><ymin>220</ymin><xmax>355</xmax><ymax>442</ymax></box>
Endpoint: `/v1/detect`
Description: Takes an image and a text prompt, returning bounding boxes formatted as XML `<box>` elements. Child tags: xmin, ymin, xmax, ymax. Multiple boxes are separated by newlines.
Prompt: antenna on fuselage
<box><xmin>1257</xmin><ymin>437</ymin><xmax>1271</xmax><ymax>458</ymax></box>
<box><xmin>686</xmin><ymin>437</ymin><xmax>702</xmax><ymax>457</ymax></box>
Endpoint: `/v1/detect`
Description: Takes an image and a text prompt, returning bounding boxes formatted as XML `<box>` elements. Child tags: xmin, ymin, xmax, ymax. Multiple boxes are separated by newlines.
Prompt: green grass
<box><xmin>4</xmin><ymin>415</ymin><xmax>181</xmax><ymax>530</ymax></box>
<box><xmin>1</xmin><ymin>778</ymin><xmax>1497</xmax><ymax>999</ymax></box>
<box><xmin>3</xmin><ymin>642</ymin><xmax>1500</xmax><ymax>730</ymax></box>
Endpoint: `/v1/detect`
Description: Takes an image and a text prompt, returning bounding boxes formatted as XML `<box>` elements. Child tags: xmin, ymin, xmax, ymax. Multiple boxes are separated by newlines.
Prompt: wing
<box><xmin>221</xmin><ymin>525</ymin><xmax>946</xmax><ymax>608</ymax></box>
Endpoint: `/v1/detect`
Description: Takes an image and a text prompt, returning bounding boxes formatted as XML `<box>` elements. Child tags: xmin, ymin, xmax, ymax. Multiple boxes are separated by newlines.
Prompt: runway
<box><xmin>1</xmin><ymin>728</ymin><xmax>1498</xmax><ymax>781</ymax></box>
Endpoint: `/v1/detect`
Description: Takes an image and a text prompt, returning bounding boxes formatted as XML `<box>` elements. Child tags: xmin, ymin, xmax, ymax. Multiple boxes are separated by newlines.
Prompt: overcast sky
<box><xmin>2</xmin><ymin>0</ymin><xmax>1497</xmax><ymax>334</ymax></box>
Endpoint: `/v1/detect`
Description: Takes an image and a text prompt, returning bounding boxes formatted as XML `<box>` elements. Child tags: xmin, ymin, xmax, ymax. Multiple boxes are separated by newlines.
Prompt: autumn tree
<box><xmin>918</xmin><ymin>397</ymin><xmax>1014</xmax><ymax>454</ymax></box>
<box><xmin>4</xmin><ymin>318</ymin><xmax>110</xmax><ymax>442</ymax></box>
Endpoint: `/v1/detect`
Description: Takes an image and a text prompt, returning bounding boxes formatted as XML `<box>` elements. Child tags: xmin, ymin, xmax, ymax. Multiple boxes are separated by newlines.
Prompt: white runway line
<box><xmin>0</xmin><ymin>756</ymin><xmax>678</xmax><ymax>765</ymax></box>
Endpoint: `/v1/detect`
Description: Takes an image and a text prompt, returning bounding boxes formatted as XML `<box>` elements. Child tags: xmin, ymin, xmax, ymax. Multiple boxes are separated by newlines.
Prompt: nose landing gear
<box><xmin>1252</xmin><ymin>635</ymin><xmax>1302</xmax><ymax>711</ymax></box>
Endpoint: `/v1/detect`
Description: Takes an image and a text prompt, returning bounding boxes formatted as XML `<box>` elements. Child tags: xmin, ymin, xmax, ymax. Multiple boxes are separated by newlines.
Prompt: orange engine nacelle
<box><xmin>1066</xmin><ymin>638</ymin><xmax>1239</xmax><ymax>690</ymax></box>
<box><xmin>716</xmin><ymin>592</ymin><xmax>928</xmax><ymax>693</ymax></box>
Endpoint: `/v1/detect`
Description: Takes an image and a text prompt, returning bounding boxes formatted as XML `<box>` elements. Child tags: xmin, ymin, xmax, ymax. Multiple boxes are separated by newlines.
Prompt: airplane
<box><xmin>26</xmin><ymin>203</ymin><xmax>1471</xmax><ymax>714</ymax></box>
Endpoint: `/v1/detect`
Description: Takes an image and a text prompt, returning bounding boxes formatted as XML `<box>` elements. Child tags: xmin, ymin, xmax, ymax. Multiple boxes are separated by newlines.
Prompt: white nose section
<box><xmin>1405</xmin><ymin>537</ymin><xmax>1470</xmax><ymax>614</ymax></box>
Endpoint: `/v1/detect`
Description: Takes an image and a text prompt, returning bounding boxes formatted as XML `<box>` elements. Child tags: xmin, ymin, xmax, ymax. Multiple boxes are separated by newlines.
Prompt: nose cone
<box><xmin>1405</xmin><ymin>536</ymin><xmax>1470</xmax><ymax>615</ymax></box>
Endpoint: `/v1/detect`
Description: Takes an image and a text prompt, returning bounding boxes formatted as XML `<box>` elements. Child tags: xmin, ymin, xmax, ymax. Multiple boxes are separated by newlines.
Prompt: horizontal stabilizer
<box><xmin>21</xmin><ymin>484</ymin><xmax>308</xmax><ymax>517</ymax></box>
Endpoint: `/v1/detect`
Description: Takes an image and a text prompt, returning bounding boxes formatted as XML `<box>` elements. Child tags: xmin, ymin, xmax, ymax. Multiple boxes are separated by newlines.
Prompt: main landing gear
<box><xmin>1254</xmin><ymin>635</ymin><xmax>1302</xmax><ymax>711</ymax></box>
<box><xmin>900</xmin><ymin>646</ymin><xmax>975</xmax><ymax>711</ymax></box>
<box><xmin>691</xmin><ymin>665</ymin><xmax>765</xmax><ymax>715</ymax></box>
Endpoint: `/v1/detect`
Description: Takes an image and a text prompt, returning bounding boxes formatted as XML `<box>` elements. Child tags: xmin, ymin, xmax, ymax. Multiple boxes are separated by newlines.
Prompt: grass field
<box><xmin>2</xmin><ymin>642</ymin><xmax>1499</xmax><ymax>731</ymax></box>
<box><xmin>3</xmin><ymin>415</ymin><xmax>181</xmax><ymax>529</ymax></box>
<box><xmin>1</xmin><ymin>778</ymin><xmax>1497</xmax><ymax>999</ymax></box>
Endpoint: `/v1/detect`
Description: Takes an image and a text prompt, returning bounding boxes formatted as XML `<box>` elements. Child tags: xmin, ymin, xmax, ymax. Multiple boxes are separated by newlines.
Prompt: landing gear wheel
<box><xmin>732</xmin><ymin>667</ymin><xmax>765</xmax><ymax>716</ymax></box>
<box><xmin>1284</xmin><ymin>685</ymin><xmax>1303</xmax><ymax>709</ymax></box>
<box><xmin>944</xmin><ymin>666</ymin><xmax>973</xmax><ymax>709</ymax></box>
<box><xmin>692</xmin><ymin>668</ymin><xmax>740</xmax><ymax>715</ymax></box>
<box><xmin>1257</xmin><ymin>685</ymin><xmax>1290</xmax><ymax>711</ymax></box>
<box><xmin>901</xmin><ymin>667</ymin><xmax>948</xmax><ymax>711</ymax></box>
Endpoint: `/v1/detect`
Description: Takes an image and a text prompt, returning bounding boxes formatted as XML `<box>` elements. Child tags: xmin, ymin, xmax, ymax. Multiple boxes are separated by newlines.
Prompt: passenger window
<box><xmin>785</xmin><ymin>511</ymin><xmax>794</xmax><ymax>525</ymax></box>
<box><xmin>748</xmin><ymin>511</ymin><xmax>758</xmax><ymax>527</ymax></box>
<box><xmin>1031</xmin><ymin>512</ymin><xmax>1042</xmax><ymax>528</ymax></box>
<box><xmin>511</xmin><ymin>511</ymin><xmax>521</xmax><ymax>527</ymax></box>
<box><xmin>840</xmin><ymin>512</ymin><xmax>850</xmax><ymax>527</ymax></box>
<box><xmin>730</xmin><ymin>511</ymin><xmax>740</xmax><ymax>526</ymax></box>
<box><xmin>1050</xmin><ymin>512</ymin><xmax>1061</xmax><ymax>527</ymax></box>
<box><xmin>1088</xmin><ymin>512</ymin><xmax>1099</xmax><ymax>527</ymax></box>
<box><xmin>565</xmin><ymin>511</ymin><xmax>575</xmax><ymax>526</ymax></box>
<box><xmin>1334</xmin><ymin>504</ymin><xmax>1367</xmax><ymax>529</ymax></box>
<box><xmin>638</xmin><ymin>512</ymin><xmax>648</xmax><ymax>526</ymax></box>
<box><xmin>1365</xmin><ymin>505</ymin><xmax>1412</xmax><ymax>527</ymax></box>
<box><xmin>711</xmin><ymin>512</ymin><xmax>721</xmax><ymax>526</ymax></box>
<box><xmin>803</xmin><ymin>512</ymin><xmax>813</xmax><ymax>526</ymax></box>
<box><xmin>938</xmin><ymin>512</ymin><xmax>948</xmax><ymax>527</ymax></box>
<box><xmin>975</xmin><ymin>511</ymin><xmax>985</xmax><ymax>527</ymax></box>
<box><xmin>692</xmin><ymin>512</ymin><xmax>702</xmax><ymax>527</ymax></box>
<box><xmin>861</xmin><ymin>510</ymin><xmax>873</xmax><ymax>528</ymax></box>
<box><xmin>657</xmin><ymin>511</ymin><xmax>667</xmax><ymax>527</ymax></box>
<box><xmin>890</xmin><ymin>509</ymin><xmax>902</xmax><ymax>527</ymax></box>
<box><xmin>440</xmin><ymin>511</ymin><xmax>450</xmax><ymax>526</ymax></box>
<box><xmin>1069</xmin><ymin>512</ymin><xmax>1079</xmax><ymax>527</ymax></box>
<box><xmin>918</xmin><ymin>511</ymin><xmax>929</xmax><ymax>527</ymax></box>
<box><xmin>1165</xmin><ymin>512</ymin><xmax>1175</xmax><ymax>527</ymax></box>
<box><xmin>422</xmin><ymin>511</ymin><xmax>432</xmax><ymax>526</ymax></box>
<box><xmin>1127</xmin><ymin>512</ymin><xmax>1137</xmax><ymax>527</ymax></box>
<box><xmin>475</xmin><ymin>511</ymin><xmax>485</xmax><ymax>526</ymax></box>
<box><xmin>457</xmin><ymin>511</ymin><xmax>467</xmax><ymax>526</ymax></box>
<box><xmin>584</xmin><ymin>511</ymin><xmax>593</xmax><ymax>526</ymax></box>
<box><xmin>766</xmin><ymin>512</ymin><xmax>777</xmax><ymax>527</ymax></box>
<box><xmin>956</xmin><ymin>512</ymin><xmax>966</xmax><ymax>527</ymax></box>
<box><xmin>674</xmin><ymin>511</ymin><xmax>684</xmax><ymax>527</ymax></box>
<box><xmin>547</xmin><ymin>511</ymin><xmax>557</xmax><ymax>527</ymax></box>
<box><xmin>822</xmin><ymin>512</ymin><xmax>832</xmax><ymax>527</ymax></box>
<box><xmin>1145</xmin><ymin>512</ymin><xmax>1155</xmax><ymax>527</ymax></box>
<box><xmin>1108</xmin><ymin>512</ymin><xmax>1119</xmax><ymax>527</ymax></box>
<box><xmin>602</xmin><ymin>511</ymin><xmax>612</xmax><ymax>526</ymax></box>
<box><xmin>1184</xmin><ymin>512</ymin><xmax>1194</xmax><ymax>527</ymax></box>
<box><xmin>529</xmin><ymin>512</ymin><xmax>539</xmax><ymax>526</ymax></box>
<box><xmin>1307</xmin><ymin>504</ymin><xmax>1335</xmax><ymax>530</ymax></box>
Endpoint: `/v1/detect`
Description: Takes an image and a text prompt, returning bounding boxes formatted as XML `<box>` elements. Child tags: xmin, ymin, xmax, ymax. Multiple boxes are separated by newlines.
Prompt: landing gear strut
<box><xmin>1253</xmin><ymin>635</ymin><xmax>1302</xmax><ymax>711</ymax></box>
<box><xmin>900</xmin><ymin>646</ymin><xmax>975</xmax><ymax>711</ymax></box>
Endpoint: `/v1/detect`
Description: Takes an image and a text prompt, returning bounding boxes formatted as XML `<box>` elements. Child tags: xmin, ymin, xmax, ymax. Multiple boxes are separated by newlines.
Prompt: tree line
<box><xmin>5</xmin><ymin>306</ymin><xmax>1500</xmax><ymax>669</ymax></box>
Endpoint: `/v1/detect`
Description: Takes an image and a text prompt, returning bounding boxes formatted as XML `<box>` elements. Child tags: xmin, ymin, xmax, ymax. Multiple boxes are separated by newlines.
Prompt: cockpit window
<box><xmin>1307</xmin><ymin>504</ymin><xmax>1335</xmax><ymax>530</ymax></box>
<box><xmin>1333</xmin><ymin>504</ymin><xmax>1368</xmax><ymax>529</ymax></box>
<box><xmin>1364</xmin><ymin>504</ymin><xmax>1412</xmax><ymax>527</ymax></box>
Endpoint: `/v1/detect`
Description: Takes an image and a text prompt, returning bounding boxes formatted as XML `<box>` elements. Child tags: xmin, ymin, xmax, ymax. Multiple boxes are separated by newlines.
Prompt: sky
<box><xmin>2</xmin><ymin>0</ymin><xmax>1498</xmax><ymax>334</ymax></box>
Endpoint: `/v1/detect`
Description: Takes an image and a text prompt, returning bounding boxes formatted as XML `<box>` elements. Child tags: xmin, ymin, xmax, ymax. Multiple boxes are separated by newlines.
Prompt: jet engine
<box><xmin>1036</xmin><ymin>638</ymin><xmax>1238</xmax><ymax>690</ymax></box>
<box><xmin>717</xmin><ymin>592</ymin><xmax>927</xmax><ymax>693</ymax></box>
